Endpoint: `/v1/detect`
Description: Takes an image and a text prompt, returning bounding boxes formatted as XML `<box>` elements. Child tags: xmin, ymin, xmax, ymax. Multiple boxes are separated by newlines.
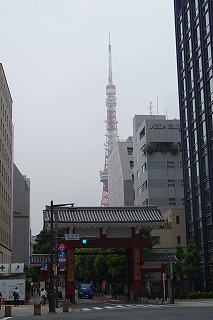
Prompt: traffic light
<box><xmin>80</xmin><ymin>236</ymin><xmax>97</xmax><ymax>245</ymax></box>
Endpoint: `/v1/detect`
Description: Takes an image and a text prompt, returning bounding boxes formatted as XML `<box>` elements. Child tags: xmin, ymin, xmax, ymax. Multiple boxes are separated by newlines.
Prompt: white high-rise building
<box><xmin>108</xmin><ymin>137</ymin><xmax>134</xmax><ymax>206</ymax></box>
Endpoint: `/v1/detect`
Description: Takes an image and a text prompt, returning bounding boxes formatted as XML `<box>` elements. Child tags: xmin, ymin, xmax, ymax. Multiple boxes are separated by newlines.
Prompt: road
<box><xmin>1</xmin><ymin>296</ymin><xmax>213</xmax><ymax>320</ymax></box>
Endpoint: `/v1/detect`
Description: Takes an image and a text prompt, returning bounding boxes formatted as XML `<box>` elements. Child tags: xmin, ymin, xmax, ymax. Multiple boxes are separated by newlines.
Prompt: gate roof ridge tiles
<box><xmin>43</xmin><ymin>206</ymin><xmax>164</xmax><ymax>226</ymax></box>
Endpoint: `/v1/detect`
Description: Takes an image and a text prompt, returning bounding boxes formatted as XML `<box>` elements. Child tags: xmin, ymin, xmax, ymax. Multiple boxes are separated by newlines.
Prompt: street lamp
<box><xmin>168</xmin><ymin>258</ymin><xmax>174</xmax><ymax>304</ymax></box>
<box><xmin>48</xmin><ymin>200</ymin><xmax>74</xmax><ymax>314</ymax></box>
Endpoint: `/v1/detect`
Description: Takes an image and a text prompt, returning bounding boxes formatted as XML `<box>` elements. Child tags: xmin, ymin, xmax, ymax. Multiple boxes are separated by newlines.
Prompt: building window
<box><xmin>168</xmin><ymin>180</ymin><xmax>175</xmax><ymax>187</ymax></box>
<box><xmin>137</xmin><ymin>169</ymin><xmax>140</xmax><ymax>179</ymax></box>
<box><xmin>137</xmin><ymin>186</ymin><xmax>142</xmax><ymax>196</ymax></box>
<box><xmin>140</xmin><ymin>127</ymin><xmax>145</xmax><ymax>140</ymax></box>
<box><xmin>142</xmin><ymin>199</ymin><xmax>148</xmax><ymax>206</ymax></box>
<box><xmin>142</xmin><ymin>180</ymin><xmax>147</xmax><ymax>192</ymax></box>
<box><xmin>176</xmin><ymin>216</ymin><xmax>180</xmax><ymax>224</ymax></box>
<box><xmin>142</xmin><ymin>162</ymin><xmax>147</xmax><ymax>174</ymax></box>
<box><xmin>169</xmin><ymin>198</ymin><xmax>176</xmax><ymax>206</ymax></box>
<box><xmin>167</xmin><ymin>161</ymin><xmax>174</xmax><ymax>168</ymax></box>
<box><xmin>129</xmin><ymin>161</ymin><xmax>134</xmax><ymax>169</ymax></box>
<box><xmin>127</xmin><ymin>147</ymin><xmax>133</xmax><ymax>155</ymax></box>
<box><xmin>152</xmin><ymin>236</ymin><xmax>160</xmax><ymax>245</ymax></box>
<box><xmin>177</xmin><ymin>235</ymin><xmax>181</xmax><ymax>245</ymax></box>
<box><xmin>207</xmin><ymin>77</ymin><xmax>213</xmax><ymax>104</ymax></box>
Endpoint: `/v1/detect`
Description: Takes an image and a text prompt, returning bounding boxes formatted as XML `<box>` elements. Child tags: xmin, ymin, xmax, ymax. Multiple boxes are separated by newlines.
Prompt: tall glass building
<box><xmin>174</xmin><ymin>0</ymin><xmax>213</xmax><ymax>290</ymax></box>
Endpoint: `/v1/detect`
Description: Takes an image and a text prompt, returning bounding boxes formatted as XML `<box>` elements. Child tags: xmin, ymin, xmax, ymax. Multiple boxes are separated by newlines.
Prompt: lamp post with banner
<box><xmin>162</xmin><ymin>272</ymin><xmax>166</xmax><ymax>302</ymax></box>
<box><xmin>48</xmin><ymin>201</ymin><xmax>75</xmax><ymax>314</ymax></box>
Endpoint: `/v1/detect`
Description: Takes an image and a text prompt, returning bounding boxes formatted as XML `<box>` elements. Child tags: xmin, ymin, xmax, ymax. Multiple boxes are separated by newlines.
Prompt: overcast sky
<box><xmin>0</xmin><ymin>0</ymin><xmax>179</xmax><ymax>235</ymax></box>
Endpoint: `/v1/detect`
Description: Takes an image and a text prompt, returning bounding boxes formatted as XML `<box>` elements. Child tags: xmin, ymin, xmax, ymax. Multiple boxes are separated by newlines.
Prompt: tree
<box><xmin>33</xmin><ymin>229</ymin><xmax>52</xmax><ymax>254</ymax></box>
<box><xmin>75</xmin><ymin>248</ymin><xmax>127</xmax><ymax>291</ymax></box>
<box><xmin>182</xmin><ymin>239</ymin><xmax>201</xmax><ymax>292</ymax></box>
<box><xmin>174</xmin><ymin>245</ymin><xmax>185</xmax><ymax>295</ymax></box>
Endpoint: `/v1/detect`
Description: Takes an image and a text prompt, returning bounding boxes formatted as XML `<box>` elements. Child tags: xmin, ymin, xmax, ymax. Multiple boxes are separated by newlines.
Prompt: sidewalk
<box><xmin>0</xmin><ymin>300</ymin><xmax>69</xmax><ymax>319</ymax></box>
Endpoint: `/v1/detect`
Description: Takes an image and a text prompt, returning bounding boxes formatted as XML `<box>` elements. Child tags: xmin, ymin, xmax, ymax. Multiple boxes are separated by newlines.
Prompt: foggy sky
<box><xmin>0</xmin><ymin>0</ymin><xmax>179</xmax><ymax>234</ymax></box>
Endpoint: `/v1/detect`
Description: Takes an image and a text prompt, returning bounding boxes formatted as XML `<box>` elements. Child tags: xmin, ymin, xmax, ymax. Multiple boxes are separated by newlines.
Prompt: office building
<box><xmin>174</xmin><ymin>0</ymin><xmax>213</xmax><ymax>290</ymax></box>
<box><xmin>12</xmin><ymin>164</ymin><xmax>30</xmax><ymax>266</ymax></box>
<box><xmin>133</xmin><ymin>115</ymin><xmax>184</xmax><ymax>213</ymax></box>
<box><xmin>108</xmin><ymin>137</ymin><xmax>134</xmax><ymax>206</ymax></box>
<box><xmin>0</xmin><ymin>63</ymin><xmax>13</xmax><ymax>264</ymax></box>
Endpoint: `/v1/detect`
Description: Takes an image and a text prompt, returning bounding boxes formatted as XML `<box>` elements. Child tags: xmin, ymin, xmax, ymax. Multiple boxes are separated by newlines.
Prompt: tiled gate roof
<box><xmin>43</xmin><ymin>206</ymin><xmax>164</xmax><ymax>226</ymax></box>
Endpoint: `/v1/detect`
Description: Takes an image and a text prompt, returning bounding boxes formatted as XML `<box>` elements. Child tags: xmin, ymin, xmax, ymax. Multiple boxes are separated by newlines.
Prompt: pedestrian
<box><xmin>40</xmin><ymin>288</ymin><xmax>47</xmax><ymax>305</ymax></box>
<box><xmin>13</xmin><ymin>287</ymin><xmax>20</xmax><ymax>306</ymax></box>
<box><xmin>0</xmin><ymin>291</ymin><xmax>3</xmax><ymax>310</ymax></box>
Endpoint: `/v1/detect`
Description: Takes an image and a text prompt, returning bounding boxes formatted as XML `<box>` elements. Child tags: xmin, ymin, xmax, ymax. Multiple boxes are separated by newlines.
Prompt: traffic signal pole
<box><xmin>49</xmin><ymin>200</ymin><xmax>56</xmax><ymax>313</ymax></box>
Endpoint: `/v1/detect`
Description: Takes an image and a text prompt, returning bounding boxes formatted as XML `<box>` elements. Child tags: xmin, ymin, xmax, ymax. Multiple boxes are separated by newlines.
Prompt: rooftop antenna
<box><xmin>166</xmin><ymin>109</ymin><xmax>168</xmax><ymax>120</ymax></box>
<box><xmin>156</xmin><ymin>95</ymin><xmax>158</xmax><ymax>115</ymax></box>
<box><xmin>149</xmin><ymin>101</ymin><xmax>153</xmax><ymax>115</ymax></box>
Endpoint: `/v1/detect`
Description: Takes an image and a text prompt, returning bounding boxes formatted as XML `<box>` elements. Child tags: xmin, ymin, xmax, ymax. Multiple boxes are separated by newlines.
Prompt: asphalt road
<box><xmin>1</xmin><ymin>300</ymin><xmax>213</xmax><ymax>320</ymax></box>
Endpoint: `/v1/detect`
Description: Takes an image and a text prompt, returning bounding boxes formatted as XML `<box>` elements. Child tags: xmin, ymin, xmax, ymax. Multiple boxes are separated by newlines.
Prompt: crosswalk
<box><xmin>80</xmin><ymin>303</ymin><xmax>172</xmax><ymax>312</ymax></box>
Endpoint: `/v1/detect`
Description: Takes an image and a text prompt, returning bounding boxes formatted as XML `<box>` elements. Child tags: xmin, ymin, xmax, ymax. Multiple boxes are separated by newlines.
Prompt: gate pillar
<box><xmin>127</xmin><ymin>247</ymin><xmax>142</xmax><ymax>301</ymax></box>
<box><xmin>132</xmin><ymin>248</ymin><xmax>142</xmax><ymax>300</ymax></box>
<box><xmin>66</xmin><ymin>249</ymin><xmax>75</xmax><ymax>302</ymax></box>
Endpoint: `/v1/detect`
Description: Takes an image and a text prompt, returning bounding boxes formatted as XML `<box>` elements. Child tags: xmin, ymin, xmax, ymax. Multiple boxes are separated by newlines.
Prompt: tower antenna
<box><xmin>100</xmin><ymin>34</ymin><xmax>119</xmax><ymax>206</ymax></box>
<box><xmin>108</xmin><ymin>32</ymin><xmax>113</xmax><ymax>85</ymax></box>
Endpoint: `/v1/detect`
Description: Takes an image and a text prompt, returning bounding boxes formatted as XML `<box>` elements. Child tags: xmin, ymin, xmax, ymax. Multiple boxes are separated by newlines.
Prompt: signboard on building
<box><xmin>65</xmin><ymin>234</ymin><xmax>80</xmax><ymax>240</ymax></box>
<box><xmin>0</xmin><ymin>279</ymin><xmax>26</xmax><ymax>300</ymax></box>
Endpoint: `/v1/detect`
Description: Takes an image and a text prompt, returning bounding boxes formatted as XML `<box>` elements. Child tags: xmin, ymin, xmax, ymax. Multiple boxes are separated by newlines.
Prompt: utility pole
<box><xmin>55</xmin><ymin>210</ymin><xmax>59</xmax><ymax>308</ymax></box>
<box><xmin>49</xmin><ymin>200</ymin><xmax>56</xmax><ymax>313</ymax></box>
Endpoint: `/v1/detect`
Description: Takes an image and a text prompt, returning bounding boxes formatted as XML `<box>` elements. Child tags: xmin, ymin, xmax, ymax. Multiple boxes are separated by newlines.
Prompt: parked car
<box><xmin>77</xmin><ymin>283</ymin><xmax>93</xmax><ymax>299</ymax></box>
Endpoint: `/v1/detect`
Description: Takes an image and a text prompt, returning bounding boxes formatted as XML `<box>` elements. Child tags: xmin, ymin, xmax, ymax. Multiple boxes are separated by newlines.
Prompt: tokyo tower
<box><xmin>100</xmin><ymin>34</ymin><xmax>119</xmax><ymax>206</ymax></box>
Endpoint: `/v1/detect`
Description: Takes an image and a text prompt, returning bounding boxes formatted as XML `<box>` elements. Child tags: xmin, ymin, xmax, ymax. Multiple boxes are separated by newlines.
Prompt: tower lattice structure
<box><xmin>100</xmin><ymin>35</ymin><xmax>119</xmax><ymax>206</ymax></box>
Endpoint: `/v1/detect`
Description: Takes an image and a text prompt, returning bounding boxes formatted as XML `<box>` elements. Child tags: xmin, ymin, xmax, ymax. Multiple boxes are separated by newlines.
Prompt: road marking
<box><xmin>114</xmin><ymin>305</ymin><xmax>128</xmax><ymax>308</ymax></box>
<box><xmin>79</xmin><ymin>303</ymin><xmax>173</xmax><ymax>312</ymax></box>
<box><xmin>82</xmin><ymin>308</ymin><xmax>92</xmax><ymax>311</ymax></box>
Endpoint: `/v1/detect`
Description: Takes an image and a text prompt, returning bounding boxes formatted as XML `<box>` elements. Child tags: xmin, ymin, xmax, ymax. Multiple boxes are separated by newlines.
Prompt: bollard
<box><xmin>34</xmin><ymin>304</ymin><xmax>41</xmax><ymax>315</ymax></box>
<box><xmin>5</xmin><ymin>305</ymin><xmax>12</xmax><ymax>317</ymax></box>
<box><xmin>63</xmin><ymin>302</ymin><xmax>69</xmax><ymax>312</ymax></box>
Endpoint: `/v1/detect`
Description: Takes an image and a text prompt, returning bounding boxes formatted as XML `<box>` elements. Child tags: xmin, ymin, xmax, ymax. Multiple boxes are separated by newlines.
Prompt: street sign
<box><xmin>58</xmin><ymin>261</ymin><xmax>66</xmax><ymax>271</ymax></box>
<box><xmin>58</xmin><ymin>243</ymin><xmax>66</xmax><ymax>251</ymax></box>
<box><xmin>65</xmin><ymin>234</ymin><xmax>80</xmax><ymax>240</ymax></box>
<box><xmin>40</xmin><ymin>263</ymin><xmax>47</xmax><ymax>271</ymax></box>
<box><xmin>58</xmin><ymin>251</ymin><xmax>66</xmax><ymax>261</ymax></box>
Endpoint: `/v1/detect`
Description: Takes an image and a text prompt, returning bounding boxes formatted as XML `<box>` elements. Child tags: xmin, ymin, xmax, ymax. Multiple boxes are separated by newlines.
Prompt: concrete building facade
<box><xmin>108</xmin><ymin>138</ymin><xmax>134</xmax><ymax>206</ymax></box>
<box><xmin>133</xmin><ymin>115</ymin><xmax>184</xmax><ymax>213</ymax></box>
<box><xmin>12</xmin><ymin>164</ymin><xmax>30</xmax><ymax>266</ymax></box>
<box><xmin>151</xmin><ymin>208</ymin><xmax>187</xmax><ymax>251</ymax></box>
<box><xmin>0</xmin><ymin>63</ymin><xmax>13</xmax><ymax>264</ymax></box>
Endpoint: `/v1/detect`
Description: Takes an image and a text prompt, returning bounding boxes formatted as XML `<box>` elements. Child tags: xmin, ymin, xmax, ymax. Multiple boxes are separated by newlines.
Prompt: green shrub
<box><xmin>186</xmin><ymin>292</ymin><xmax>213</xmax><ymax>299</ymax></box>
<box><xmin>187</xmin><ymin>292</ymin><xmax>202</xmax><ymax>299</ymax></box>
<box><xmin>201</xmin><ymin>292</ymin><xmax>213</xmax><ymax>298</ymax></box>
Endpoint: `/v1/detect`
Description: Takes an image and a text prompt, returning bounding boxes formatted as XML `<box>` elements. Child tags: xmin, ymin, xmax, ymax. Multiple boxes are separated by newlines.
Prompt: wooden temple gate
<box><xmin>39</xmin><ymin>206</ymin><xmax>165</xmax><ymax>301</ymax></box>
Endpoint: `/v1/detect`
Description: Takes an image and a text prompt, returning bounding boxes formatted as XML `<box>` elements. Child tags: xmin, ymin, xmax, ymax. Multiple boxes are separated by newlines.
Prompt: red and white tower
<box><xmin>100</xmin><ymin>34</ymin><xmax>119</xmax><ymax>206</ymax></box>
